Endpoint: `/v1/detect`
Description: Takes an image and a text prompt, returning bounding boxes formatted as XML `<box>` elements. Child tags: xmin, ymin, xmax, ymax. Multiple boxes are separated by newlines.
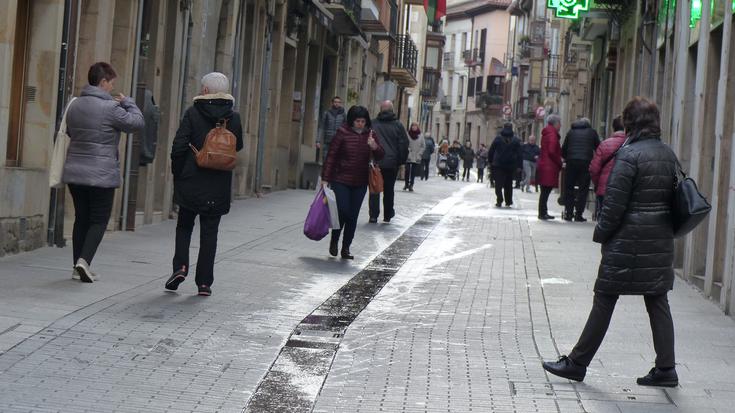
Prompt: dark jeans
<box><xmin>493</xmin><ymin>167</ymin><xmax>515</xmax><ymax>206</ymax></box>
<box><xmin>369</xmin><ymin>167</ymin><xmax>398</xmax><ymax>220</ymax></box>
<box><xmin>330</xmin><ymin>182</ymin><xmax>367</xmax><ymax>250</ymax></box>
<box><xmin>173</xmin><ymin>207</ymin><xmax>222</xmax><ymax>287</ymax></box>
<box><xmin>539</xmin><ymin>186</ymin><xmax>553</xmax><ymax>217</ymax></box>
<box><xmin>404</xmin><ymin>163</ymin><xmax>418</xmax><ymax>189</ymax></box>
<box><xmin>477</xmin><ymin>167</ymin><xmax>485</xmax><ymax>182</ymax></box>
<box><xmin>420</xmin><ymin>159</ymin><xmax>430</xmax><ymax>180</ymax></box>
<box><xmin>68</xmin><ymin>184</ymin><xmax>115</xmax><ymax>265</ymax></box>
<box><xmin>462</xmin><ymin>167</ymin><xmax>472</xmax><ymax>181</ymax></box>
<box><xmin>569</xmin><ymin>293</ymin><xmax>675</xmax><ymax>368</ymax></box>
<box><xmin>564</xmin><ymin>160</ymin><xmax>592</xmax><ymax>217</ymax></box>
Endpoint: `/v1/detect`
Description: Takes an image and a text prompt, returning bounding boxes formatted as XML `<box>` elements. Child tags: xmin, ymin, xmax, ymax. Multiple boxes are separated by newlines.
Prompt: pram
<box><xmin>441</xmin><ymin>153</ymin><xmax>459</xmax><ymax>180</ymax></box>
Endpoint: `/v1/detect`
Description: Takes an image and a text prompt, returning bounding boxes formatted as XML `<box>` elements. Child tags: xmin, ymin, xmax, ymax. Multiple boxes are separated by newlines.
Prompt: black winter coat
<box><xmin>593</xmin><ymin>135</ymin><xmax>678</xmax><ymax>295</ymax></box>
<box><xmin>562</xmin><ymin>120</ymin><xmax>600</xmax><ymax>162</ymax></box>
<box><xmin>462</xmin><ymin>148</ymin><xmax>475</xmax><ymax>168</ymax></box>
<box><xmin>171</xmin><ymin>94</ymin><xmax>244</xmax><ymax>216</ymax></box>
<box><xmin>488</xmin><ymin>127</ymin><xmax>522</xmax><ymax>170</ymax></box>
<box><xmin>373</xmin><ymin>111</ymin><xmax>409</xmax><ymax>169</ymax></box>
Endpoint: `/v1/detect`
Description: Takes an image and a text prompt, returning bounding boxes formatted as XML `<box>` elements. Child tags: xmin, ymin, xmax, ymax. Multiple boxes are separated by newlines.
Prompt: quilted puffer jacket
<box><xmin>592</xmin><ymin>135</ymin><xmax>678</xmax><ymax>295</ymax></box>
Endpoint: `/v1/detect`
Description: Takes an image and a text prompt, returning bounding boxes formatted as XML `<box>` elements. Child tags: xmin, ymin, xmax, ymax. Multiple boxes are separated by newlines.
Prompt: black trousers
<box><xmin>420</xmin><ymin>159</ymin><xmax>430</xmax><ymax>180</ymax></box>
<box><xmin>369</xmin><ymin>167</ymin><xmax>398</xmax><ymax>220</ymax></box>
<box><xmin>68</xmin><ymin>184</ymin><xmax>115</xmax><ymax>265</ymax></box>
<box><xmin>477</xmin><ymin>167</ymin><xmax>485</xmax><ymax>182</ymax></box>
<box><xmin>564</xmin><ymin>160</ymin><xmax>592</xmax><ymax>217</ymax></box>
<box><xmin>493</xmin><ymin>167</ymin><xmax>515</xmax><ymax>206</ymax></box>
<box><xmin>404</xmin><ymin>163</ymin><xmax>418</xmax><ymax>189</ymax></box>
<box><xmin>462</xmin><ymin>166</ymin><xmax>472</xmax><ymax>181</ymax></box>
<box><xmin>569</xmin><ymin>292</ymin><xmax>675</xmax><ymax>368</ymax></box>
<box><xmin>538</xmin><ymin>186</ymin><xmax>553</xmax><ymax>217</ymax></box>
<box><xmin>330</xmin><ymin>182</ymin><xmax>367</xmax><ymax>250</ymax></box>
<box><xmin>173</xmin><ymin>207</ymin><xmax>222</xmax><ymax>287</ymax></box>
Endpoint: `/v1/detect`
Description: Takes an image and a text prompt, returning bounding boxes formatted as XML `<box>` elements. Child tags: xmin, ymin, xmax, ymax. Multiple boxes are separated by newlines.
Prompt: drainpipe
<box><xmin>120</xmin><ymin>0</ymin><xmax>145</xmax><ymax>230</ymax></box>
<box><xmin>254</xmin><ymin>0</ymin><xmax>276</xmax><ymax>195</ymax></box>
<box><xmin>48</xmin><ymin>0</ymin><xmax>79</xmax><ymax>247</ymax></box>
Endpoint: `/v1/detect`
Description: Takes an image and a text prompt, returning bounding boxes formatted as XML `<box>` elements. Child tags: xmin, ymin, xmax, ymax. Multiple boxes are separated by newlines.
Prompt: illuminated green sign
<box><xmin>690</xmin><ymin>0</ymin><xmax>703</xmax><ymax>27</ymax></box>
<box><xmin>548</xmin><ymin>0</ymin><xmax>591</xmax><ymax>19</ymax></box>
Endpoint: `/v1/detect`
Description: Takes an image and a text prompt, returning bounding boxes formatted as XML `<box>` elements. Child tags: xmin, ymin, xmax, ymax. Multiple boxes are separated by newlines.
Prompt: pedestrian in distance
<box><xmin>488</xmin><ymin>123</ymin><xmax>522</xmax><ymax>207</ymax></box>
<box><xmin>537</xmin><ymin>115</ymin><xmax>563</xmax><ymax>220</ymax></box>
<box><xmin>403</xmin><ymin>123</ymin><xmax>426</xmax><ymax>192</ymax></box>
<box><xmin>461</xmin><ymin>140</ymin><xmax>475</xmax><ymax>182</ymax></box>
<box><xmin>322</xmin><ymin>106</ymin><xmax>384</xmax><ymax>259</ymax></box>
<box><xmin>316</xmin><ymin>96</ymin><xmax>345</xmax><ymax>163</ymax></box>
<box><xmin>420</xmin><ymin>134</ymin><xmax>435</xmax><ymax>180</ymax></box>
<box><xmin>561</xmin><ymin>117</ymin><xmax>600</xmax><ymax>222</ymax></box>
<box><xmin>543</xmin><ymin>96</ymin><xmax>681</xmax><ymax>388</ymax></box>
<box><xmin>368</xmin><ymin>101</ymin><xmax>409</xmax><ymax>223</ymax></box>
<box><xmin>64</xmin><ymin>62</ymin><xmax>144</xmax><ymax>283</ymax></box>
<box><xmin>589</xmin><ymin>115</ymin><xmax>626</xmax><ymax>219</ymax></box>
<box><xmin>476</xmin><ymin>143</ymin><xmax>488</xmax><ymax>183</ymax></box>
<box><xmin>166</xmin><ymin>72</ymin><xmax>243</xmax><ymax>296</ymax></box>
<box><xmin>521</xmin><ymin>135</ymin><xmax>540</xmax><ymax>192</ymax></box>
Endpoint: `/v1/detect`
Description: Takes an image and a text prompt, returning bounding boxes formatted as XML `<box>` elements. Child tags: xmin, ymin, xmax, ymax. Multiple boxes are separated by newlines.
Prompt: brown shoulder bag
<box><xmin>190</xmin><ymin>119</ymin><xmax>237</xmax><ymax>171</ymax></box>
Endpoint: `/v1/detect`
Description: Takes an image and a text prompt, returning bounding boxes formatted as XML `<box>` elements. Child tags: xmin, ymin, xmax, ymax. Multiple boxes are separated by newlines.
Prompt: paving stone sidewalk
<box><xmin>0</xmin><ymin>183</ymin><xmax>450</xmax><ymax>413</ymax></box>
<box><xmin>313</xmin><ymin>186</ymin><xmax>735</xmax><ymax>413</ymax></box>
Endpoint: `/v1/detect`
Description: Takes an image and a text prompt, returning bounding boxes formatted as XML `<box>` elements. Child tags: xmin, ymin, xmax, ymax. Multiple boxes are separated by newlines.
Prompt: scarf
<box><xmin>409</xmin><ymin>129</ymin><xmax>421</xmax><ymax>140</ymax></box>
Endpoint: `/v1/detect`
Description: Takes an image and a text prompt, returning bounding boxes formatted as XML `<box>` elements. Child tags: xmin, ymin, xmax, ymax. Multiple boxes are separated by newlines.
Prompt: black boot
<box><xmin>574</xmin><ymin>214</ymin><xmax>587</xmax><ymax>223</ymax></box>
<box><xmin>542</xmin><ymin>356</ymin><xmax>586</xmax><ymax>382</ymax></box>
<box><xmin>329</xmin><ymin>236</ymin><xmax>339</xmax><ymax>257</ymax></box>
<box><xmin>341</xmin><ymin>249</ymin><xmax>354</xmax><ymax>260</ymax></box>
<box><xmin>636</xmin><ymin>367</ymin><xmax>678</xmax><ymax>387</ymax></box>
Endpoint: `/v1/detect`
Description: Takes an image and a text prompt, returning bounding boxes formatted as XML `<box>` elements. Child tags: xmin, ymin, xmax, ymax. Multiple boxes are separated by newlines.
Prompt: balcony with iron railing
<box><xmin>324</xmin><ymin>0</ymin><xmax>362</xmax><ymax>35</ymax></box>
<box><xmin>360</xmin><ymin>0</ymin><xmax>397</xmax><ymax>37</ymax></box>
<box><xmin>462</xmin><ymin>48</ymin><xmax>485</xmax><ymax>67</ymax></box>
<box><xmin>443</xmin><ymin>52</ymin><xmax>455</xmax><ymax>71</ymax></box>
<box><xmin>440</xmin><ymin>96</ymin><xmax>451</xmax><ymax>111</ymax></box>
<box><xmin>390</xmin><ymin>34</ymin><xmax>418</xmax><ymax>87</ymax></box>
<box><xmin>546</xmin><ymin>54</ymin><xmax>561</xmax><ymax>92</ymax></box>
<box><xmin>420</xmin><ymin>68</ymin><xmax>441</xmax><ymax>100</ymax></box>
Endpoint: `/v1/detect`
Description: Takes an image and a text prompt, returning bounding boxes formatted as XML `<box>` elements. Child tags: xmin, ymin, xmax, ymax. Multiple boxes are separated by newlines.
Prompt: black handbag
<box><xmin>672</xmin><ymin>161</ymin><xmax>711</xmax><ymax>237</ymax></box>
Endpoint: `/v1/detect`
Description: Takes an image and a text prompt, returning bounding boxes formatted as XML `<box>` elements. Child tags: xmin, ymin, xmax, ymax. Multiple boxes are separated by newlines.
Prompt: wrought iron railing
<box><xmin>443</xmin><ymin>52</ymin><xmax>455</xmax><ymax>70</ymax></box>
<box><xmin>392</xmin><ymin>34</ymin><xmax>418</xmax><ymax>78</ymax></box>
<box><xmin>462</xmin><ymin>48</ymin><xmax>485</xmax><ymax>66</ymax></box>
<box><xmin>324</xmin><ymin>0</ymin><xmax>361</xmax><ymax>25</ymax></box>
<box><xmin>421</xmin><ymin>68</ymin><xmax>441</xmax><ymax>98</ymax></box>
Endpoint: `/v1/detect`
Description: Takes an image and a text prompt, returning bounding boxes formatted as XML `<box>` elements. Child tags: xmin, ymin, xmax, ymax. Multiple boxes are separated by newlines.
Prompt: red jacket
<box><xmin>536</xmin><ymin>125</ymin><xmax>563</xmax><ymax>188</ymax></box>
<box><xmin>322</xmin><ymin>125</ymin><xmax>385</xmax><ymax>187</ymax></box>
<box><xmin>589</xmin><ymin>131</ymin><xmax>626</xmax><ymax>196</ymax></box>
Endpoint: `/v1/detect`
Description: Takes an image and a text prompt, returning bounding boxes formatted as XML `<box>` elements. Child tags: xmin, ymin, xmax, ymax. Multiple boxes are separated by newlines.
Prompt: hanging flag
<box><xmin>424</xmin><ymin>0</ymin><xmax>447</xmax><ymax>24</ymax></box>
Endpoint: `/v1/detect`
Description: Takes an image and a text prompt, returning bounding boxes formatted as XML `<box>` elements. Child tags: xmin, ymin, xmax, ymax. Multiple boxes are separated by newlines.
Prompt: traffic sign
<box><xmin>535</xmin><ymin>106</ymin><xmax>546</xmax><ymax>119</ymax></box>
<box><xmin>502</xmin><ymin>105</ymin><xmax>512</xmax><ymax>116</ymax></box>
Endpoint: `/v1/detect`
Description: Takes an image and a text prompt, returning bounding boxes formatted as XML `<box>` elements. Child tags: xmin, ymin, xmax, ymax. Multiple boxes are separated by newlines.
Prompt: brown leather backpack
<box><xmin>190</xmin><ymin>119</ymin><xmax>237</xmax><ymax>171</ymax></box>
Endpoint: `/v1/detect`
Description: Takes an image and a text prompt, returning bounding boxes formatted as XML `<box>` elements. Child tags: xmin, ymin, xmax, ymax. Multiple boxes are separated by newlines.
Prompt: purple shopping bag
<box><xmin>304</xmin><ymin>188</ymin><xmax>331</xmax><ymax>241</ymax></box>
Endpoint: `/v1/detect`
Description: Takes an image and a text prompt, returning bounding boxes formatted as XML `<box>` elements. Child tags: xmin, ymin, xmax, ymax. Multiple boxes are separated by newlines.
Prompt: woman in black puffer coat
<box><xmin>543</xmin><ymin>97</ymin><xmax>680</xmax><ymax>388</ymax></box>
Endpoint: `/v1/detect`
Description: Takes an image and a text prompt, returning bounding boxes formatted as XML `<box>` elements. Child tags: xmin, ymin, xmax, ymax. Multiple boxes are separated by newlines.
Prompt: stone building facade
<box><xmin>0</xmin><ymin>0</ymin><xmax>442</xmax><ymax>256</ymax></box>
<box><xmin>556</xmin><ymin>0</ymin><xmax>735</xmax><ymax>318</ymax></box>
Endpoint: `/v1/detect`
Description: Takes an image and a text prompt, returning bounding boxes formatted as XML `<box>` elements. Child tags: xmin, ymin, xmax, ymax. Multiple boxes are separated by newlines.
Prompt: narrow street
<box><xmin>0</xmin><ymin>179</ymin><xmax>733</xmax><ymax>412</ymax></box>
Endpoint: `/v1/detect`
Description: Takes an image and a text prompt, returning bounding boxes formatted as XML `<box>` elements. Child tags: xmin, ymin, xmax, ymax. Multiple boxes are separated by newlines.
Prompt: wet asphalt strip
<box><xmin>243</xmin><ymin>214</ymin><xmax>443</xmax><ymax>413</ymax></box>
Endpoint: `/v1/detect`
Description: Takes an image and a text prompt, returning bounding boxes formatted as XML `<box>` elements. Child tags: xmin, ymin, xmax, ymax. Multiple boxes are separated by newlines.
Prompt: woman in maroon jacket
<box><xmin>589</xmin><ymin>116</ymin><xmax>627</xmax><ymax>218</ymax></box>
<box><xmin>322</xmin><ymin>106</ymin><xmax>385</xmax><ymax>259</ymax></box>
<box><xmin>536</xmin><ymin>115</ymin><xmax>564</xmax><ymax>220</ymax></box>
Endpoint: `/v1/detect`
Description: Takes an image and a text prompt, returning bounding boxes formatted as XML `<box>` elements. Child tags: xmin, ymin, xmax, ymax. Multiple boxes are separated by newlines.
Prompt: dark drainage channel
<box><xmin>243</xmin><ymin>214</ymin><xmax>442</xmax><ymax>412</ymax></box>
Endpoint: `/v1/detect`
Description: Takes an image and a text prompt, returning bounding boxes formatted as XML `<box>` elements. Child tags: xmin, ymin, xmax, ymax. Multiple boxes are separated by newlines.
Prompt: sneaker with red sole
<box><xmin>165</xmin><ymin>266</ymin><xmax>187</xmax><ymax>291</ymax></box>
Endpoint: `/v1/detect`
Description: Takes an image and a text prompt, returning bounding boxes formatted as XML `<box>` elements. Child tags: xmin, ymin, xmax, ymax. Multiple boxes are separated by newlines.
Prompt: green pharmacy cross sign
<box><xmin>548</xmin><ymin>0</ymin><xmax>591</xmax><ymax>19</ymax></box>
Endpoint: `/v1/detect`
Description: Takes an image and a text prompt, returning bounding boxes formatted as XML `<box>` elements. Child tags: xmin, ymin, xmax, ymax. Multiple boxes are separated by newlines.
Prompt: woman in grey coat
<box><xmin>542</xmin><ymin>97</ymin><xmax>680</xmax><ymax>388</ymax></box>
<box><xmin>63</xmin><ymin>62</ymin><xmax>144</xmax><ymax>282</ymax></box>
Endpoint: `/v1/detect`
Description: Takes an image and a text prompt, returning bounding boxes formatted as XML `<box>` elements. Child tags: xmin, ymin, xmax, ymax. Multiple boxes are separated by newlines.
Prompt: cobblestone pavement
<box><xmin>312</xmin><ymin>185</ymin><xmax>735</xmax><ymax>413</ymax></box>
<box><xmin>0</xmin><ymin>181</ymin><xmax>448</xmax><ymax>413</ymax></box>
<box><xmin>2</xmin><ymin>177</ymin><xmax>735</xmax><ymax>412</ymax></box>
